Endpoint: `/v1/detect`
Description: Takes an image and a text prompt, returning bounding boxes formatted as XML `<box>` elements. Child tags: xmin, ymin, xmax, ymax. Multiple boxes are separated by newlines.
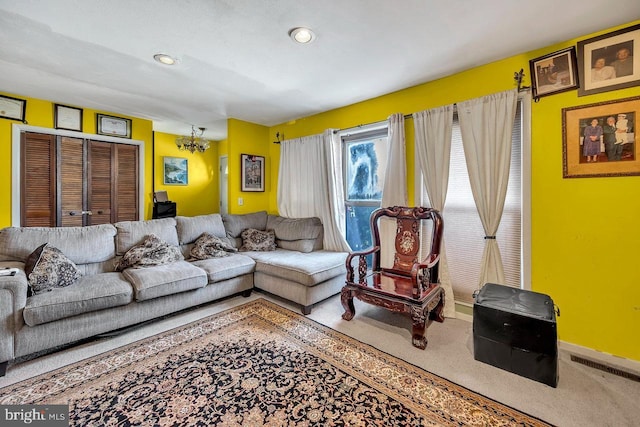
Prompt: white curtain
<box><xmin>277</xmin><ymin>130</ymin><xmax>350</xmax><ymax>252</ymax></box>
<box><xmin>413</xmin><ymin>105</ymin><xmax>456</xmax><ymax>318</ymax></box>
<box><xmin>457</xmin><ymin>89</ymin><xmax>518</xmax><ymax>288</ymax></box>
<box><xmin>380</xmin><ymin>113</ymin><xmax>408</xmax><ymax>267</ymax></box>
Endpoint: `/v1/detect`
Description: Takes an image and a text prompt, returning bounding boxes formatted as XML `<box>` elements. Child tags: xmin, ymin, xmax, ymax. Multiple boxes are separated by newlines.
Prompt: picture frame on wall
<box><xmin>241</xmin><ymin>154</ymin><xmax>265</xmax><ymax>192</ymax></box>
<box><xmin>562</xmin><ymin>95</ymin><xmax>639</xmax><ymax>178</ymax></box>
<box><xmin>0</xmin><ymin>94</ymin><xmax>26</xmax><ymax>122</ymax></box>
<box><xmin>96</xmin><ymin>113</ymin><xmax>132</xmax><ymax>138</ymax></box>
<box><xmin>54</xmin><ymin>104</ymin><xmax>83</xmax><ymax>131</ymax></box>
<box><xmin>163</xmin><ymin>156</ymin><xmax>188</xmax><ymax>185</ymax></box>
<box><xmin>577</xmin><ymin>23</ymin><xmax>640</xmax><ymax>96</ymax></box>
<box><xmin>529</xmin><ymin>47</ymin><xmax>579</xmax><ymax>100</ymax></box>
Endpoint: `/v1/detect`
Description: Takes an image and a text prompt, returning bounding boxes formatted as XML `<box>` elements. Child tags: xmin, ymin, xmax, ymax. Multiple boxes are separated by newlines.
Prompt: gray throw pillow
<box><xmin>115</xmin><ymin>234</ymin><xmax>184</xmax><ymax>272</ymax></box>
<box><xmin>240</xmin><ymin>228</ymin><xmax>276</xmax><ymax>252</ymax></box>
<box><xmin>190</xmin><ymin>232</ymin><xmax>238</xmax><ymax>260</ymax></box>
<box><xmin>25</xmin><ymin>243</ymin><xmax>82</xmax><ymax>295</ymax></box>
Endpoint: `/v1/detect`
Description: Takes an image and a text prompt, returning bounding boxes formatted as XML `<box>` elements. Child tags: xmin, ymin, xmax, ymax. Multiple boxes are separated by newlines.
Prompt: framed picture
<box><xmin>163</xmin><ymin>156</ymin><xmax>188</xmax><ymax>185</ymax></box>
<box><xmin>562</xmin><ymin>95</ymin><xmax>639</xmax><ymax>178</ymax></box>
<box><xmin>241</xmin><ymin>154</ymin><xmax>265</xmax><ymax>192</ymax></box>
<box><xmin>577</xmin><ymin>23</ymin><xmax>640</xmax><ymax>96</ymax></box>
<box><xmin>54</xmin><ymin>104</ymin><xmax>83</xmax><ymax>131</ymax></box>
<box><xmin>530</xmin><ymin>47</ymin><xmax>579</xmax><ymax>99</ymax></box>
<box><xmin>0</xmin><ymin>94</ymin><xmax>26</xmax><ymax>122</ymax></box>
<box><xmin>96</xmin><ymin>113</ymin><xmax>132</xmax><ymax>138</ymax></box>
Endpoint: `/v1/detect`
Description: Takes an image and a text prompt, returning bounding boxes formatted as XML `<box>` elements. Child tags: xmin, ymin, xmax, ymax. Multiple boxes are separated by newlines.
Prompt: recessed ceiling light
<box><xmin>289</xmin><ymin>27</ymin><xmax>316</xmax><ymax>44</ymax></box>
<box><xmin>153</xmin><ymin>53</ymin><xmax>176</xmax><ymax>65</ymax></box>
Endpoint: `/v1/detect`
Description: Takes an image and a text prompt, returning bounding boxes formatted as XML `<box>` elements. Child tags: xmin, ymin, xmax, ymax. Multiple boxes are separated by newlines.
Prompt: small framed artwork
<box><xmin>96</xmin><ymin>113</ymin><xmax>132</xmax><ymax>138</ymax></box>
<box><xmin>562</xmin><ymin>95</ymin><xmax>639</xmax><ymax>178</ymax></box>
<box><xmin>577</xmin><ymin>23</ymin><xmax>640</xmax><ymax>96</ymax></box>
<box><xmin>163</xmin><ymin>156</ymin><xmax>188</xmax><ymax>185</ymax></box>
<box><xmin>54</xmin><ymin>104</ymin><xmax>83</xmax><ymax>131</ymax></box>
<box><xmin>530</xmin><ymin>47</ymin><xmax>579</xmax><ymax>99</ymax></box>
<box><xmin>241</xmin><ymin>154</ymin><xmax>265</xmax><ymax>192</ymax></box>
<box><xmin>0</xmin><ymin>94</ymin><xmax>26</xmax><ymax>122</ymax></box>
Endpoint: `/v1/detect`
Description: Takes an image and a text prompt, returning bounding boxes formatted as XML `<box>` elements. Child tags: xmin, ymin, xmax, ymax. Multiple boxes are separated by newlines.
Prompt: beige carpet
<box><xmin>1</xmin><ymin>293</ymin><xmax>638</xmax><ymax>426</ymax></box>
<box><xmin>0</xmin><ymin>298</ymin><xmax>551</xmax><ymax>426</ymax></box>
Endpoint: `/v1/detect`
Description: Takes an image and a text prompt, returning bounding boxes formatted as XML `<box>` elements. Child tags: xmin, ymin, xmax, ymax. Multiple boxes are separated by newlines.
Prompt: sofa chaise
<box><xmin>0</xmin><ymin>211</ymin><xmax>348</xmax><ymax>376</ymax></box>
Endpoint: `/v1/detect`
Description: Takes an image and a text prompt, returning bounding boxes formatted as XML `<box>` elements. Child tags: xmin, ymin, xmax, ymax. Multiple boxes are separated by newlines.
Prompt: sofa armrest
<box><xmin>0</xmin><ymin>266</ymin><xmax>28</xmax><ymax>363</ymax></box>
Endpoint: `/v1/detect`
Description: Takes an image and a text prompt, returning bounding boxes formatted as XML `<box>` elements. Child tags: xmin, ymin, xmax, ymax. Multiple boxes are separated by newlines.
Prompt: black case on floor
<box><xmin>473</xmin><ymin>283</ymin><xmax>558</xmax><ymax>387</ymax></box>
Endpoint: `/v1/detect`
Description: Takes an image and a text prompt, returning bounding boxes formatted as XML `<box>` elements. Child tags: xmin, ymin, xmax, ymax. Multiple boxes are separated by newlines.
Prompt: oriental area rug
<box><xmin>0</xmin><ymin>299</ymin><xmax>551</xmax><ymax>426</ymax></box>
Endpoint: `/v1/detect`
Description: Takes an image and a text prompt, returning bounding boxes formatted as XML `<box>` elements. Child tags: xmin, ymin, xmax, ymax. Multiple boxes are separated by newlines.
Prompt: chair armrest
<box><xmin>345</xmin><ymin>246</ymin><xmax>379</xmax><ymax>284</ymax></box>
<box><xmin>0</xmin><ymin>266</ymin><xmax>28</xmax><ymax>363</ymax></box>
<box><xmin>410</xmin><ymin>254</ymin><xmax>440</xmax><ymax>297</ymax></box>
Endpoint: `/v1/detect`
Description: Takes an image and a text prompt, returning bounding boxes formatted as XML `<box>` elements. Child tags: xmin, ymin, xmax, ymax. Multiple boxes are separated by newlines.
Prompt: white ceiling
<box><xmin>1</xmin><ymin>0</ymin><xmax>638</xmax><ymax>140</ymax></box>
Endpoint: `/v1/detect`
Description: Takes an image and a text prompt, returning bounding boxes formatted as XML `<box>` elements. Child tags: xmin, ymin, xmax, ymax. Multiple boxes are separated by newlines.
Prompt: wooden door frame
<box><xmin>11</xmin><ymin>123</ymin><xmax>145</xmax><ymax>227</ymax></box>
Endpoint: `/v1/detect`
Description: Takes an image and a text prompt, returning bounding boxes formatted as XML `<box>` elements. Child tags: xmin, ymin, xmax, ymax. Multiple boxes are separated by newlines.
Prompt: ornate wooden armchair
<box><xmin>341</xmin><ymin>206</ymin><xmax>445</xmax><ymax>349</ymax></box>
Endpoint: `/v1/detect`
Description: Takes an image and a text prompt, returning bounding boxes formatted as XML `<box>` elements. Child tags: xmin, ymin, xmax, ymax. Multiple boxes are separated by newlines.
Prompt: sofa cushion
<box><xmin>191</xmin><ymin>254</ymin><xmax>256</xmax><ymax>284</ymax></box>
<box><xmin>276</xmin><ymin>239</ymin><xmax>316</xmax><ymax>253</ymax></box>
<box><xmin>247</xmin><ymin>249</ymin><xmax>347</xmax><ymax>286</ymax></box>
<box><xmin>23</xmin><ymin>272</ymin><xmax>134</xmax><ymax>326</ymax></box>
<box><xmin>25</xmin><ymin>244</ymin><xmax>82</xmax><ymax>295</ymax></box>
<box><xmin>0</xmin><ymin>224</ymin><xmax>117</xmax><ymax>264</ymax></box>
<box><xmin>222</xmin><ymin>211</ymin><xmax>268</xmax><ymax>247</ymax></box>
<box><xmin>176</xmin><ymin>214</ymin><xmax>227</xmax><ymax>244</ymax></box>
<box><xmin>240</xmin><ymin>229</ymin><xmax>276</xmax><ymax>252</ymax></box>
<box><xmin>115</xmin><ymin>234</ymin><xmax>184</xmax><ymax>272</ymax></box>
<box><xmin>115</xmin><ymin>218</ymin><xmax>179</xmax><ymax>256</ymax></box>
<box><xmin>190</xmin><ymin>233</ymin><xmax>238</xmax><ymax>260</ymax></box>
<box><xmin>122</xmin><ymin>260</ymin><xmax>207</xmax><ymax>301</ymax></box>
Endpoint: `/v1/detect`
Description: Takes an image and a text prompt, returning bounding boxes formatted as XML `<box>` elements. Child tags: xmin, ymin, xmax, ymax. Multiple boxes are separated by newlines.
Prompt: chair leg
<box><xmin>340</xmin><ymin>287</ymin><xmax>356</xmax><ymax>321</ymax></box>
<box><xmin>0</xmin><ymin>361</ymin><xmax>7</xmax><ymax>377</ymax></box>
<box><xmin>429</xmin><ymin>289</ymin><xmax>446</xmax><ymax>323</ymax></box>
<box><xmin>411</xmin><ymin>307</ymin><xmax>428</xmax><ymax>349</ymax></box>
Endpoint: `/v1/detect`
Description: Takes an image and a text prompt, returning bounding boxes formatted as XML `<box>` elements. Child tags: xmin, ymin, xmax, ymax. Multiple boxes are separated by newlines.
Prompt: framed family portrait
<box><xmin>163</xmin><ymin>156</ymin><xmax>188</xmax><ymax>185</ymax></box>
<box><xmin>96</xmin><ymin>113</ymin><xmax>132</xmax><ymax>138</ymax></box>
<box><xmin>562</xmin><ymin>95</ymin><xmax>639</xmax><ymax>178</ymax></box>
<box><xmin>577</xmin><ymin>23</ymin><xmax>640</xmax><ymax>96</ymax></box>
<box><xmin>529</xmin><ymin>47</ymin><xmax>579</xmax><ymax>99</ymax></box>
<box><xmin>241</xmin><ymin>154</ymin><xmax>265</xmax><ymax>192</ymax></box>
<box><xmin>54</xmin><ymin>104</ymin><xmax>83</xmax><ymax>131</ymax></box>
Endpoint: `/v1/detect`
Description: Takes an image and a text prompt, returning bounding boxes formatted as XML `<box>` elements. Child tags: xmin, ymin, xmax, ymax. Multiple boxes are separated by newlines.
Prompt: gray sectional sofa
<box><xmin>0</xmin><ymin>211</ymin><xmax>348</xmax><ymax>376</ymax></box>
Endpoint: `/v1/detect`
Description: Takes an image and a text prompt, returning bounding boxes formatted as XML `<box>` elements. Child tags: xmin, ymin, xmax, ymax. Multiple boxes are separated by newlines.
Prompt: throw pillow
<box><xmin>115</xmin><ymin>234</ymin><xmax>184</xmax><ymax>272</ymax></box>
<box><xmin>240</xmin><ymin>228</ymin><xmax>276</xmax><ymax>252</ymax></box>
<box><xmin>190</xmin><ymin>232</ymin><xmax>238</xmax><ymax>260</ymax></box>
<box><xmin>25</xmin><ymin>243</ymin><xmax>82</xmax><ymax>295</ymax></box>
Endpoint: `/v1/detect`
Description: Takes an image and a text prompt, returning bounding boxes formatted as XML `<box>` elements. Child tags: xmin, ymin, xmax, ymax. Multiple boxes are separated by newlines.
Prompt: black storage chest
<box><xmin>473</xmin><ymin>283</ymin><xmax>558</xmax><ymax>387</ymax></box>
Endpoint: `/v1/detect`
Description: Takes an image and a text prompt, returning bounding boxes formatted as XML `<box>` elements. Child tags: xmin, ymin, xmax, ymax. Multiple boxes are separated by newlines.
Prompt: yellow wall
<box><xmin>267</xmin><ymin>21</ymin><xmax>640</xmax><ymax>361</ymax></box>
<box><xmin>226</xmin><ymin>119</ymin><xmax>272</xmax><ymax>214</ymax></box>
<box><xmin>153</xmin><ymin>131</ymin><xmax>219</xmax><ymax>216</ymax></box>
<box><xmin>0</xmin><ymin>93</ymin><xmax>155</xmax><ymax>225</ymax></box>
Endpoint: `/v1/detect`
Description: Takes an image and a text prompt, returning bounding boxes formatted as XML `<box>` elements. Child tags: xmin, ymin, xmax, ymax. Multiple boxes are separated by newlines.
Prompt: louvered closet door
<box><xmin>88</xmin><ymin>141</ymin><xmax>114</xmax><ymax>225</ymax></box>
<box><xmin>114</xmin><ymin>143</ymin><xmax>138</xmax><ymax>222</ymax></box>
<box><xmin>59</xmin><ymin>137</ymin><xmax>85</xmax><ymax>226</ymax></box>
<box><xmin>21</xmin><ymin>133</ymin><xmax>56</xmax><ymax>226</ymax></box>
<box><xmin>20</xmin><ymin>132</ymin><xmax>140</xmax><ymax>227</ymax></box>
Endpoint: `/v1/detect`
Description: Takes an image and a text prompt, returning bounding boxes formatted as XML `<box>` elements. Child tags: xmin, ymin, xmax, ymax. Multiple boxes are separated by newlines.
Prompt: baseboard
<box><xmin>559</xmin><ymin>341</ymin><xmax>640</xmax><ymax>378</ymax></box>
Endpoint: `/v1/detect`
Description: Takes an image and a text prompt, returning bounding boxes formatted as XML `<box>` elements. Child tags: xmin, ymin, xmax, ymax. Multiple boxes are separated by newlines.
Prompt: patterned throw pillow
<box><xmin>240</xmin><ymin>228</ymin><xmax>276</xmax><ymax>252</ymax></box>
<box><xmin>190</xmin><ymin>232</ymin><xmax>238</xmax><ymax>260</ymax></box>
<box><xmin>25</xmin><ymin>243</ymin><xmax>82</xmax><ymax>295</ymax></box>
<box><xmin>115</xmin><ymin>234</ymin><xmax>184</xmax><ymax>272</ymax></box>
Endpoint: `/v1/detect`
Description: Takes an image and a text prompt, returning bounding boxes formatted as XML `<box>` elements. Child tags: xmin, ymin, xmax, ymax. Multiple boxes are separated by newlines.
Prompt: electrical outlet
<box><xmin>238</xmin><ymin>197</ymin><xmax>243</xmax><ymax>206</ymax></box>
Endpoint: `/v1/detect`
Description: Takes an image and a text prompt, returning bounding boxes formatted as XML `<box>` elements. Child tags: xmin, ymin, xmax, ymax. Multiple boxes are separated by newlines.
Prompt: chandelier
<box><xmin>176</xmin><ymin>126</ymin><xmax>210</xmax><ymax>154</ymax></box>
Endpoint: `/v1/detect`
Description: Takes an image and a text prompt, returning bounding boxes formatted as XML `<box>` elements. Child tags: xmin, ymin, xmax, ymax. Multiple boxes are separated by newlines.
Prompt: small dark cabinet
<box><xmin>473</xmin><ymin>283</ymin><xmax>558</xmax><ymax>387</ymax></box>
<box><xmin>153</xmin><ymin>202</ymin><xmax>176</xmax><ymax>219</ymax></box>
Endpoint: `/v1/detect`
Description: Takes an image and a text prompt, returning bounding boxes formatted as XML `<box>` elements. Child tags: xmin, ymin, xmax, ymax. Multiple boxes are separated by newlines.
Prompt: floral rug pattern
<box><xmin>0</xmin><ymin>299</ymin><xmax>551</xmax><ymax>426</ymax></box>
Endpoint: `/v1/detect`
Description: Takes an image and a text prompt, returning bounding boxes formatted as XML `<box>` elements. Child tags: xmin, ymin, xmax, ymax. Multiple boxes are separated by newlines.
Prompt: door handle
<box><xmin>68</xmin><ymin>211</ymin><xmax>92</xmax><ymax>216</ymax></box>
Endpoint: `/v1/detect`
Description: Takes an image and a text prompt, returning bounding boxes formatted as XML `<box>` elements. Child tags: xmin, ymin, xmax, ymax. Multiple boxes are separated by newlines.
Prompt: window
<box><xmin>419</xmin><ymin>100</ymin><xmax>528</xmax><ymax>304</ymax></box>
<box><xmin>342</xmin><ymin>127</ymin><xmax>388</xmax><ymax>252</ymax></box>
